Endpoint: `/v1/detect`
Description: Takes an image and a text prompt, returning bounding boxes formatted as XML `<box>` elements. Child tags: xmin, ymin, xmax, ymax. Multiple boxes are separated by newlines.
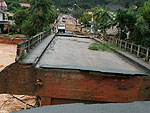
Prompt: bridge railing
<box><xmin>16</xmin><ymin>30</ymin><xmax>50</xmax><ymax>61</ymax></box>
<box><xmin>106</xmin><ymin>37</ymin><xmax>150</xmax><ymax>62</ymax></box>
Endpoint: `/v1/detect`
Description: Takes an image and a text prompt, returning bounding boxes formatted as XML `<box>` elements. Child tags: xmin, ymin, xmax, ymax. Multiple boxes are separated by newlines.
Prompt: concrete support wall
<box><xmin>0</xmin><ymin>63</ymin><xmax>150</xmax><ymax>105</ymax></box>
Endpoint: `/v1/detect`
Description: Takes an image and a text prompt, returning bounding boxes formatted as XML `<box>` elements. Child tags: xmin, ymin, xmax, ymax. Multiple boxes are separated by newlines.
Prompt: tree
<box><xmin>30</xmin><ymin>0</ymin><xmax>52</xmax><ymax>32</ymax></box>
<box><xmin>21</xmin><ymin>18</ymin><xmax>37</xmax><ymax>36</ymax></box>
<box><xmin>21</xmin><ymin>0</ymin><xmax>55</xmax><ymax>36</ymax></box>
<box><xmin>115</xmin><ymin>10</ymin><xmax>127</xmax><ymax>35</ymax></box>
<box><xmin>115</xmin><ymin>9</ymin><xmax>137</xmax><ymax>39</ymax></box>
<box><xmin>131</xmin><ymin>0</ymin><xmax>150</xmax><ymax>47</ymax></box>
<box><xmin>11</xmin><ymin>0</ymin><xmax>56</xmax><ymax>36</ymax></box>
<box><xmin>49</xmin><ymin>9</ymin><xmax>59</xmax><ymax>23</ymax></box>
<box><xmin>93</xmin><ymin>7</ymin><xmax>114</xmax><ymax>36</ymax></box>
<box><xmin>13</xmin><ymin>9</ymin><xmax>29</xmax><ymax>27</ymax></box>
<box><xmin>72</xmin><ymin>10</ymin><xmax>82</xmax><ymax>19</ymax></box>
<box><xmin>80</xmin><ymin>2</ymin><xmax>91</xmax><ymax>9</ymax></box>
<box><xmin>79</xmin><ymin>12</ymin><xmax>92</xmax><ymax>27</ymax></box>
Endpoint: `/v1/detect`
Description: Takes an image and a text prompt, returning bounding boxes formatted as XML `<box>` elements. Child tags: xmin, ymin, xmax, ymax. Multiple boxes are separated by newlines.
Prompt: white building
<box><xmin>0</xmin><ymin>10</ymin><xmax>9</xmax><ymax>33</ymax></box>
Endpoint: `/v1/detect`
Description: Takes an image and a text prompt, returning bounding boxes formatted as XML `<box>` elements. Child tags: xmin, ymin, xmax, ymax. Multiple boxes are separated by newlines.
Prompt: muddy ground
<box><xmin>0</xmin><ymin>39</ymin><xmax>35</xmax><ymax>113</ymax></box>
<box><xmin>0</xmin><ymin>43</ymin><xmax>17</xmax><ymax>71</ymax></box>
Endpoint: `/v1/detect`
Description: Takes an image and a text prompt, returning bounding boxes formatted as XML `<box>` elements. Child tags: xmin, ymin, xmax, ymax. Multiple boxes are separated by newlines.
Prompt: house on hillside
<box><xmin>86</xmin><ymin>9</ymin><xmax>94</xmax><ymax>15</ymax></box>
<box><xmin>0</xmin><ymin>0</ymin><xmax>7</xmax><ymax>11</ymax></box>
<box><xmin>19</xmin><ymin>3</ymin><xmax>31</xmax><ymax>7</ymax></box>
<box><xmin>0</xmin><ymin>10</ymin><xmax>9</xmax><ymax>33</ymax></box>
<box><xmin>0</xmin><ymin>1</ymin><xmax>9</xmax><ymax>33</ymax></box>
<box><xmin>108</xmin><ymin>4</ymin><xmax>128</xmax><ymax>11</ymax></box>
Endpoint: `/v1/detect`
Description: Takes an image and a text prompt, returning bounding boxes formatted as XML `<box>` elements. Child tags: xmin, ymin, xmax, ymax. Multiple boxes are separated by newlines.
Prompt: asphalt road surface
<box><xmin>16</xmin><ymin>102</ymin><xmax>150</xmax><ymax>113</ymax></box>
<box><xmin>36</xmin><ymin>36</ymin><xmax>144</xmax><ymax>74</ymax></box>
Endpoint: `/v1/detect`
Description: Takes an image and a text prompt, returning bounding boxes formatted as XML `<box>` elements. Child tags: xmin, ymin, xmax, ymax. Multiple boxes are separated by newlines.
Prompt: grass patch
<box><xmin>20</xmin><ymin>50</ymin><xmax>27</xmax><ymax>60</ymax></box>
<box><xmin>104</xmin><ymin>42</ymin><xmax>125</xmax><ymax>52</ymax></box>
<box><xmin>88</xmin><ymin>43</ymin><xmax>111</xmax><ymax>52</ymax></box>
<box><xmin>88</xmin><ymin>42</ymin><xmax>126</xmax><ymax>52</ymax></box>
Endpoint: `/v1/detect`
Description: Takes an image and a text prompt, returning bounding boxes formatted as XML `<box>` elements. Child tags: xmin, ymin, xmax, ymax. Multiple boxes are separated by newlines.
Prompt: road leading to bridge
<box><xmin>36</xmin><ymin>35</ymin><xmax>145</xmax><ymax>74</ymax></box>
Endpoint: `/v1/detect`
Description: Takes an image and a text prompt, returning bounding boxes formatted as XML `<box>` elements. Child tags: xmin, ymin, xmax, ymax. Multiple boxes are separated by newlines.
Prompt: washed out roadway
<box><xmin>36</xmin><ymin>36</ymin><xmax>145</xmax><ymax>74</ymax></box>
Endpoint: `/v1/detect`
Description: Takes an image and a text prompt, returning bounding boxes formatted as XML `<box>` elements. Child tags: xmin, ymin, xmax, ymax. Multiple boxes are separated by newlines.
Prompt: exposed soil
<box><xmin>0</xmin><ymin>37</ymin><xmax>26</xmax><ymax>45</ymax></box>
<box><xmin>0</xmin><ymin>37</ymin><xmax>35</xmax><ymax>113</ymax></box>
<box><xmin>0</xmin><ymin>94</ymin><xmax>36</xmax><ymax>113</ymax></box>
<box><xmin>0</xmin><ymin>43</ymin><xmax>17</xmax><ymax>71</ymax></box>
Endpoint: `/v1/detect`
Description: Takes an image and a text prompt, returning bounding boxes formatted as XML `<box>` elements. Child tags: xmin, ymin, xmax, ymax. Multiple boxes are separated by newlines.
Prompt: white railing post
<box><xmin>113</xmin><ymin>38</ymin><xmax>115</xmax><ymax>43</ymax></box>
<box><xmin>130</xmin><ymin>43</ymin><xmax>133</xmax><ymax>53</ymax></box>
<box><xmin>146</xmin><ymin>48</ymin><xmax>149</xmax><ymax>62</ymax></box>
<box><xmin>120</xmin><ymin>40</ymin><xmax>122</xmax><ymax>48</ymax></box>
<box><xmin>125</xmin><ymin>41</ymin><xmax>127</xmax><ymax>50</ymax></box>
<box><xmin>137</xmin><ymin>45</ymin><xmax>141</xmax><ymax>57</ymax></box>
<box><xmin>116</xmin><ymin>38</ymin><xmax>118</xmax><ymax>44</ymax></box>
<box><xmin>109</xmin><ymin>37</ymin><xmax>111</xmax><ymax>43</ymax></box>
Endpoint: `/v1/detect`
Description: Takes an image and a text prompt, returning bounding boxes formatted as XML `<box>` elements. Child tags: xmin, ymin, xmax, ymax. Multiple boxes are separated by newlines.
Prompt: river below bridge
<box><xmin>0</xmin><ymin>43</ymin><xmax>17</xmax><ymax>71</ymax></box>
<box><xmin>0</xmin><ymin>43</ymin><xmax>36</xmax><ymax>113</ymax></box>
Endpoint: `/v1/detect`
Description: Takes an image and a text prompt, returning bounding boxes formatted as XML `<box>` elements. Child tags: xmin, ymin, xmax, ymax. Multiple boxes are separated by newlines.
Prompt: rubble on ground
<box><xmin>0</xmin><ymin>94</ymin><xmax>36</xmax><ymax>113</ymax></box>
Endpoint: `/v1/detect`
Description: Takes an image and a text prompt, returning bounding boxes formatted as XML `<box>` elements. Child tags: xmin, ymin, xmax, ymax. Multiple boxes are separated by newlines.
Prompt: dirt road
<box><xmin>56</xmin><ymin>15</ymin><xmax>80</xmax><ymax>32</ymax></box>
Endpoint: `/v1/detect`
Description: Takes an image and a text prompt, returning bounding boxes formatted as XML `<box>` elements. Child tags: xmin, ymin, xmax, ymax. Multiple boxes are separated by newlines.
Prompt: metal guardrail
<box><xmin>106</xmin><ymin>37</ymin><xmax>150</xmax><ymax>62</ymax></box>
<box><xmin>16</xmin><ymin>30</ymin><xmax>50</xmax><ymax>61</ymax></box>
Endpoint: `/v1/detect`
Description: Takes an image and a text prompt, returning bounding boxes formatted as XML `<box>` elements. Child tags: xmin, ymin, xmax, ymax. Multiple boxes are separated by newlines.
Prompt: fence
<box><xmin>106</xmin><ymin>37</ymin><xmax>150</xmax><ymax>62</ymax></box>
<box><xmin>16</xmin><ymin>30</ymin><xmax>50</xmax><ymax>61</ymax></box>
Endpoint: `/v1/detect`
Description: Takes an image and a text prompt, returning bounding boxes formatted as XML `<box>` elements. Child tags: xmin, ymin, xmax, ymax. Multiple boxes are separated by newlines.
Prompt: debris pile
<box><xmin>0</xmin><ymin>94</ymin><xmax>36</xmax><ymax>113</ymax></box>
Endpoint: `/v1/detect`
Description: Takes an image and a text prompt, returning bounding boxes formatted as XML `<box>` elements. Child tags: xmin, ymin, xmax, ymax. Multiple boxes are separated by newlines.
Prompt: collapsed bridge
<box><xmin>0</xmin><ymin>32</ymin><xmax>150</xmax><ymax>106</ymax></box>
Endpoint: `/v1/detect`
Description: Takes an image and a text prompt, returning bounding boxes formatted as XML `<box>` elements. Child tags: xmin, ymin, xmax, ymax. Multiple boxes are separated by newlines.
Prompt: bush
<box><xmin>88</xmin><ymin>43</ymin><xmax>111</xmax><ymax>51</ymax></box>
<box><xmin>43</xmin><ymin>26</ymin><xmax>51</xmax><ymax>31</ymax></box>
<box><xmin>9</xmin><ymin>24</ymin><xmax>18</xmax><ymax>35</ymax></box>
<box><xmin>21</xmin><ymin>19</ymin><xmax>38</xmax><ymax>37</ymax></box>
<box><xmin>13</xmin><ymin>9</ymin><xmax>29</xmax><ymax>27</ymax></box>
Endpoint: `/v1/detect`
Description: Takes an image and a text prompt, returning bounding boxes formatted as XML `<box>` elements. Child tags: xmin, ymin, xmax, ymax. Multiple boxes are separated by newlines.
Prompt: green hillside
<box><xmin>5</xmin><ymin>0</ymin><xmax>147</xmax><ymax>8</ymax></box>
<box><xmin>52</xmin><ymin>0</ymin><xmax>146</xmax><ymax>9</ymax></box>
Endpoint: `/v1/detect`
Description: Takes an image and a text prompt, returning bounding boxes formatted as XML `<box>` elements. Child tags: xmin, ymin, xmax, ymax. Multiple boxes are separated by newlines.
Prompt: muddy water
<box><xmin>0</xmin><ymin>43</ymin><xmax>17</xmax><ymax>71</ymax></box>
<box><xmin>0</xmin><ymin>94</ymin><xmax>36</xmax><ymax>112</ymax></box>
<box><xmin>0</xmin><ymin>43</ymin><xmax>36</xmax><ymax>113</ymax></box>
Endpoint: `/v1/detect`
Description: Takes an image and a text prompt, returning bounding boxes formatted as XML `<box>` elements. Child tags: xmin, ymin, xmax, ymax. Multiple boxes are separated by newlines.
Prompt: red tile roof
<box><xmin>19</xmin><ymin>3</ymin><xmax>31</xmax><ymax>7</ymax></box>
<box><xmin>0</xmin><ymin>1</ymin><xmax>7</xmax><ymax>7</ymax></box>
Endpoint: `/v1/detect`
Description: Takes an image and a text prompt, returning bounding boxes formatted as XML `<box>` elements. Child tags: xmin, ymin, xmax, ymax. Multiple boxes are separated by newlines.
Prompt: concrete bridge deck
<box><xmin>36</xmin><ymin>35</ymin><xmax>146</xmax><ymax>74</ymax></box>
<box><xmin>19</xmin><ymin>33</ymin><xmax>149</xmax><ymax>75</ymax></box>
<box><xmin>21</xmin><ymin>34</ymin><xmax>55</xmax><ymax>64</ymax></box>
<box><xmin>16</xmin><ymin>102</ymin><xmax>150</xmax><ymax>113</ymax></box>
<box><xmin>1</xmin><ymin>15</ymin><xmax>150</xmax><ymax>112</ymax></box>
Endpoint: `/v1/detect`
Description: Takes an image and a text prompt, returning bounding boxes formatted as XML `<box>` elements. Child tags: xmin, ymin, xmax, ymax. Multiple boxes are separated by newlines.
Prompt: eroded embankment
<box><xmin>0</xmin><ymin>37</ymin><xmax>26</xmax><ymax>71</ymax></box>
<box><xmin>0</xmin><ymin>43</ymin><xmax>17</xmax><ymax>71</ymax></box>
<box><xmin>0</xmin><ymin>37</ymin><xmax>26</xmax><ymax>45</ymax></box>
<box><xmin>0</xmin><ymin>37</ymin><xmax>33</xmax><ymax>113</ymax></box>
